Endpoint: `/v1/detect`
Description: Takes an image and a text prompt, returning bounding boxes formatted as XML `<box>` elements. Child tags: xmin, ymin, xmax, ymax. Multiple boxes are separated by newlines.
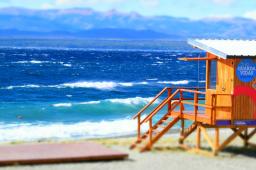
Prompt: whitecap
<box><xmin>30</xmin><ymin>60</ymin><xmax>43</xmax><ymax>64</ymax></box>
<box><xmin>63</xmin><ymin>64</ymin><xmax>72</xmax><ymax>67</ymax></box>
<box><xmin>157</xmin><ymin>80</ymin><xmax>189</xmax><ymax>85</ymax></box>
<box><xmin>107</xmin><ymin>97</ymin><xmax>157</xmax><ymax>105</ymax></box>
<box><xmin>2</xmin><ymin>81</ymin><xmax>150</xmax><ymax>91</ymax></box>
<box><xmin>136</xmin><ymin>81</ymin><xmax>148</xmax><ymax>85</ymax></box>
<box><xmin>5</xmin><ymin>84</ymin><xmax>41</xmax><ymax>90</ymax></box>
<box><xmin>76</xmin><ymin>97</ymin><xmax>158</xmax><ymax>106</ymax></box>
<box><xmin>61</xmin><ymin>81</ymin><xmax>118</xmax><ymax>90</ymax></box>
<box><xmin>118</xmin><ymin>82</ymin><xmax>133</xmax><ymax>87</ymax></box>
<box><xmin>78</xmin><ymin>101</ymin><xmax>101</xmax><ymax>105</ymax></box>
<box><xmin>147</xmin><ymin>78</ymin><xmax>158</xmax><ymax>81</ymax></box>
<box><xmin>13</xmin><ymin>60</ymin><xmax>46</xmax><ymax>64</ymax></box>
<box><xmin>155</xmin><ymin>61</ymin><xmax>164</xmax><ymax>64</ymax></box>
<box><xmin>52</xmin><ymin>103</ymin><xmax>72</xmax><ymax>107</ymax></box>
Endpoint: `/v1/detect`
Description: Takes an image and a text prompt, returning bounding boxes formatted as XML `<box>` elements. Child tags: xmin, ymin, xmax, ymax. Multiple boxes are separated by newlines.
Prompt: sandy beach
<box><xmin>0</xmin><ymin>130</ymin><xmax>255</xmax><ymax>170</ymax></box>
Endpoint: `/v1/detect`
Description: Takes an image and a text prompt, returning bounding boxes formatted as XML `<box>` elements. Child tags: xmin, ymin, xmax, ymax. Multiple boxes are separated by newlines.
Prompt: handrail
<box><xmin>212</xmin><ymin>93</ymin><xmax>233</xmax><ymax>96</ymax></box>
<box><xmin>181</xmin><ymin>101</ymin><xmax>212</xmax><ymax>109</ymax></box>
<box><xmin>179</xmin><ymin>89</ymin><xmax>206</xmax><ymax>95</ymax></box>
<box><xmin>132</xmin><ymin>87</ymin><xmax>206</xmax><ymax>119</ymax></box>
<box><xmin>141</xmin><ymin>89</ymin><xmax>180</xmax><ymax>124</ymax></box>
<box><xmin>132</xmin><ymin>87</ymin><xmax>168</xmax><ymax>119</ymax></box>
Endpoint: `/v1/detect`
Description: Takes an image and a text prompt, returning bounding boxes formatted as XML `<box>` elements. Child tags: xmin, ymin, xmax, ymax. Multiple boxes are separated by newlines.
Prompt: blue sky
<box><xmin>0</xmin><ymin>0</ymin><xmax>256</xmax><ymax>19</ymax></box>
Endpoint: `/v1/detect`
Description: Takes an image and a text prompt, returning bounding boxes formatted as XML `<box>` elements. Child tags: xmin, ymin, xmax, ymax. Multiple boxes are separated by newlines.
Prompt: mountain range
<box><xmin>0</xmin><ymin>7</ymin><xmax>256</xmax><ymax>39</ymax></box>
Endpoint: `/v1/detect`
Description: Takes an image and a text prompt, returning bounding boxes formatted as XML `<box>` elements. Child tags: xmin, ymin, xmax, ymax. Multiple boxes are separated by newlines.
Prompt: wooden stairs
<box><xmin>130</xmin><ymin>88</ymin><xmax>181</xmax><ymax>152</ymax></box>
<box><xmin>130</xmin><ymin>115</ymin><xmax>180</xmax><ymax>152</ymax></box>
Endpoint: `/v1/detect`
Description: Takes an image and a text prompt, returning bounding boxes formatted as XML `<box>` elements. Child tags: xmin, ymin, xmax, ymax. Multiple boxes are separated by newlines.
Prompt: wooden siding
<box><xmin>206</xmin><ymin>53</ymin><xmax>234</xmax><ymax>120</ymax></box>
<box><xmin>233</xmin><ymin>58</ymin><xmax>256</xmax><ymax>120</ymax></box>
<box><xmin>206</xmin><ymin>53</ymin><xmax>255</xmax><ymax>121</ymax></box>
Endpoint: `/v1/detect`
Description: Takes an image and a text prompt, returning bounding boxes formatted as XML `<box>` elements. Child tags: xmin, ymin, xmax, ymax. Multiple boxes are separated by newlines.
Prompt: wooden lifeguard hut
<box><xmin>130</xmin><ymin>39</ymin><xmax>256</xmax><ymax>155</ymax></box>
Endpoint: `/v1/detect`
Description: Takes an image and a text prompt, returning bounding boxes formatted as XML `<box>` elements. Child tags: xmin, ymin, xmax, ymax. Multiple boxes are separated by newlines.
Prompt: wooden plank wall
<box><xmin>205</xmin><ymin>53</ymin><xmax>233</xmax><ymax>120</ymax></box>
<box><xmin>215</xmin><ymin>58</ymin><xmax>234</xmax><ymax>120</ymax></box>
<box><xmin>233</xmin><ymin>58</ymin><xmax>256</xmax><ymax>120</ymax></box>
<box><xmin>205</xmin><ymin>54</ymin><xmax>255</xmax><ymax>122</ymax></box>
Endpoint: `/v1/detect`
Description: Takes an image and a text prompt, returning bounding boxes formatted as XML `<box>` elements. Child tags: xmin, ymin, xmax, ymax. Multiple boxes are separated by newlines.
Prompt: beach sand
<box><xmin>0</xmin><ymin>130</ymin><xmax>255</xmax><ymax>170</ymax></box>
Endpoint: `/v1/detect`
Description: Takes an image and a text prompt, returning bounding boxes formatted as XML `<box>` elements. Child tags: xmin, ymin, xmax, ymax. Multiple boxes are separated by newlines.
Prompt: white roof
<box><xmin>188</xmin><ymin>39</ymin><xmax>256</xmax><ymax>59</ymax></box>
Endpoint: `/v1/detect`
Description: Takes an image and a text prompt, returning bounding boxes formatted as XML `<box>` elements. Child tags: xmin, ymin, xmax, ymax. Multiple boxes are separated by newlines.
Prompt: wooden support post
<box><xmin>196</xmin><ymin>125</ymin><xmax>201</xmax><ymax>150</ymax></box>
<box><xmin>218</xmin><ymin>127</ymin><xmax>246</xmax><ymax>152</ymax></box>
<box><xmin>244</xmin><ymin>128</ymin><xmax>248</xmax><ymax>147</ymax></box>
<box><xmin>214</xmin><ymin>128</ymin><xmax>219</xmax><ymax>156</ymax></box>
<box><xmin>231</xmin><ymin>128</ymin><xmax>246</xmax><ymax>140</ymax></box>
<box><xmin>149</xmin><ymin>118</ymin><xmax>153</xmax><ymax>149</ymax></box>
<box><xmin>248</xmin><ymin>128</ymin><xmax>256</xmax><ymax>140</ymax></box>
<box><xmin>200</xmin><ymin>126</ymin><xmax>215</xmax><ymax>150</ymax></box>
<box><xmin>137</xmin><ymin>115</ymin><xmax>141</xmax><ymax>140</ymax></box>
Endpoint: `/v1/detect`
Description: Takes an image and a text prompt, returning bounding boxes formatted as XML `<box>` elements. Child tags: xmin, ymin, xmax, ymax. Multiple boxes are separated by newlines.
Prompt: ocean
<box><xmin>0</xmin><ymin>39</ymin><xmax>206</xmax><ymax>142</ymax></box>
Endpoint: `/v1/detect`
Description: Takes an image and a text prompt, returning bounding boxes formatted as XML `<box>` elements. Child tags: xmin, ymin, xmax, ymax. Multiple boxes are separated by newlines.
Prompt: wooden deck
<box><xmin>0</xmin><ymin>142</ymin><xmax>128</xmax><ymax>165</ymax></box>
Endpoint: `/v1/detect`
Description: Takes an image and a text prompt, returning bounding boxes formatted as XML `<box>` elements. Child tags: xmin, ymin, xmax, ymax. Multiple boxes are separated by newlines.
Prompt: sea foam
<box><xmin>3</xmin><ymin>81</ymin><xmax>150</xmax><ymax>90</ymax></box>
<box><xmin>0</xmin><ymin>119</ymin><xmax>151</xmax><ymax>142</ymax></box>
<box><xmin>52</xmin><ymin>97</ymin><xmax>158</xmax><ymax>107</ymax></box>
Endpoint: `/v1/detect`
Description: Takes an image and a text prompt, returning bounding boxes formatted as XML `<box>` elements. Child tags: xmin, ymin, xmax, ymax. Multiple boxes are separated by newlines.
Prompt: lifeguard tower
<box><xmin>130</xmin><ymin>39</ymin><xmax>256</xmax><ymax>155</ymax></box>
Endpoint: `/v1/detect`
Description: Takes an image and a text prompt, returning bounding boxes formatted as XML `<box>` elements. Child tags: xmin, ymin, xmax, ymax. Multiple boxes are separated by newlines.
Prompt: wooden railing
<box><xmin>132</xmin><ymin>87</ymin><xmax>205</xmax><ymax>140</ymax></box>
<box><xmin>179</xmin><ymin>89</ymin><xmax>233</xmax><ymax>125</ymax></box>
<box><xmin>132</xmin><ymin>87</ymin><xmax>235</xmax><ymax>150</ymax></box>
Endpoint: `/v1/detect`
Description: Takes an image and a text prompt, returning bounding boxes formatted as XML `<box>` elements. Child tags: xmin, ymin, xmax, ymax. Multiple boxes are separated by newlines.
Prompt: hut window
<box><xmin>209</xmin><ymin>60</ymin><xmax>217</xmax><ymax>89</ymax></box>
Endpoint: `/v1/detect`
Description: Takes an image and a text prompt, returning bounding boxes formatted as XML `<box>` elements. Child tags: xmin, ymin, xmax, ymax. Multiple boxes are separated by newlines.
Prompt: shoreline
<box><xmin>0</xmin><ymin>128</ymin><xmax>185</xmax><ymax>145</ymax></box>
<box><xmin>0</xmin><ymin>130</ymin><xmax>255</xmax><ymax>170</ymax></box>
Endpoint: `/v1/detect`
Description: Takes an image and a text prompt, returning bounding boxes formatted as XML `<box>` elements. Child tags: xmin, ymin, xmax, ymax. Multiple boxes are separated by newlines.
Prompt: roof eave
<box><xmin>188</xmin><ymin>39</ymin><xmax>227</xmax><ymax>59</ymax></box>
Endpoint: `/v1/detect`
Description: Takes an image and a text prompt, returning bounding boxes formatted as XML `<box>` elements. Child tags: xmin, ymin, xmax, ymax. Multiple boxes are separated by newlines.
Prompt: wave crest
<box><xmin>157</xmin><ymin>80</ymin><xmax>189</xmax><ymax>85</ymax></box>
<box><xmin>2</xmin><ymin>81</ymin><xmax>149</xmax><ymax>90</ymax></box>
<box><xmin>52</xmin><ymin>97</ymin><xmax>157</xmax><ymax>107</ymax></box>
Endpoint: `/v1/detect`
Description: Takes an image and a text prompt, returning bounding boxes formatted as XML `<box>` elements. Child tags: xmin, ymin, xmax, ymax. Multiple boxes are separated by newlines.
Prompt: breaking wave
<box><xmin>52</xmin><ymin>97</ymin><xmax>158</xmax><ymax>108</ymax></box>
<box><xmin>2</xmin><ymin>81</ymin><xmax>149</xmax><ymax>90</ymax></box>
<box><xmin>12</xmin><ymin>60</ymin><xmax>72</xmax><ymax>67</ymax></box>
<box><xmin>157</xmin><ymin>80</ymin><xmax>190</xmax><ymax>85</ymax></box>
<box><xmin>0</xmin><ymin>119</ymin><xmax>148</xmax><ymax>142</ymax></box>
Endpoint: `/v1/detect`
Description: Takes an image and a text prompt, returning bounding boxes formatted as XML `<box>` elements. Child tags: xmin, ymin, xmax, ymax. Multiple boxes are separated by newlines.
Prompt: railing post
<box><xmin>149</xmin><ymin>118</ymin><xmax>153</xmax><ymax>149</ymax></box>
<box><xmin>168</xmin><ymin>88</ymin><xmax>172</xmax><ymax>113</ymax></box>
<box><xmin>179</xmin><ymin>90</ymin><xmax>184</xmax><ymax>114</ymax></box>
<box><xmin>179</xmin><ymin>90</ymin><xmax>184</xmax><ymax>138</ymax></box>
<box><xmin>194</xmin><ymin>88</ymin><xmax>198</xmax><ymax>121</ymax></box>
<box><xmin>138</xmin><ymin>115</ymin><xmax>141</xmax><ymax>140</ymax></box>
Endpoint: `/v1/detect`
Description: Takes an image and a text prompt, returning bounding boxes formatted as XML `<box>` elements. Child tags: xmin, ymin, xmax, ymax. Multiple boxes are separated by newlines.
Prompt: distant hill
<box><xmin>0</xmin><ymin>29</ymin><xmax>174</xmax><ymax>39</ymax></box>
<box><xmin>0</xmin><ymin>7</ymin><xmax>256</xmax><ymax>39</ymax></box>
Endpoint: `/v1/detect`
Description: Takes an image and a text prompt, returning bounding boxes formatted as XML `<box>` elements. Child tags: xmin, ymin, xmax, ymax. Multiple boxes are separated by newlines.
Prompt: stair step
<box><xmin>157</xmin><ymin>124</ymin><xmax>167</xmax><ymax>129</ymax></box>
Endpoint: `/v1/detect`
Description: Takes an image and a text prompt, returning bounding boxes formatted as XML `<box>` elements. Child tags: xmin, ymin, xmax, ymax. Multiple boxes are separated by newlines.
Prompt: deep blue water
<box><xmin>0</xmin><ymin>40</ymin><xmax>206</xmax><ymax>141</ymax></box>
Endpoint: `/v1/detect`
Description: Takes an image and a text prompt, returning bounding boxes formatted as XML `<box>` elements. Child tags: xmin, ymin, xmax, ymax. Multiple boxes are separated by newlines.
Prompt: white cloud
<box><xmin>139</xmin><ymin>0</ymin><xmax>159</xmax><ymax>8</ymax></box>
<box><xmin>211</xmin><ymin>0</ymin><xmax>233</xmax><ymax>5</ymax></box>
<box><xmin>41</xmin><ymin>3</ymin><xmax>55</xmax><ymax>9</ymax></box>
<box><xmin>244</xmin><ymin>10</ymin><xmax>256</xmax><ymax>20</ymax></box>
<box><xmin>55</xmin><ymin>0</ymin><xmax>125</xmax><ymax>6</ymax></box>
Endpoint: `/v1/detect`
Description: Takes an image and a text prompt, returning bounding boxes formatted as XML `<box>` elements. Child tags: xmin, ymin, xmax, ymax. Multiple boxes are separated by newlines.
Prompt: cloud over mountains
<box><xmin>0</xmin><ymin>7</ymin><xmax>255</xmax><ymax>39</ymax></box>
